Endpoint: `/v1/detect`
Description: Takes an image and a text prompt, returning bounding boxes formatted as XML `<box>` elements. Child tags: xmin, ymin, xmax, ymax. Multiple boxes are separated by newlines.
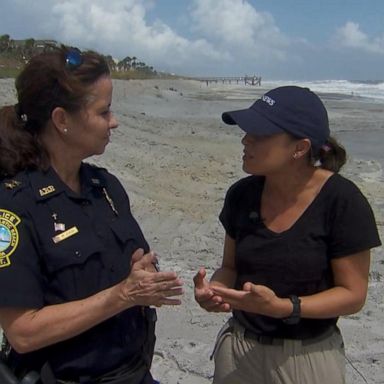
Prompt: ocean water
<box><xmin>265</xmin><ymin>79</ymin><xmax>384</xmax><ymax>102</ymax></box>
<box><xmin>214</xmin><ymin>79</ymin><xmax>384</xmax><ymax>103</ymax></box>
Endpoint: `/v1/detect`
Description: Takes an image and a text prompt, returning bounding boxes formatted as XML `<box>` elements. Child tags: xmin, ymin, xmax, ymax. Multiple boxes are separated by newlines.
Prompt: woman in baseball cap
<box><xmin>194</xmin><ymin>86</ymin><xmax>381</xmax><ymax>384</ymax></box>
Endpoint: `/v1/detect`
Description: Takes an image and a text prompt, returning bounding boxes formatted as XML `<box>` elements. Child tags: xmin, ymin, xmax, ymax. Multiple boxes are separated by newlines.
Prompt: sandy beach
<box><xmin>0</xmin><ymin>78</ymin><xmax>383</xmax><ymax>383</ymax></box>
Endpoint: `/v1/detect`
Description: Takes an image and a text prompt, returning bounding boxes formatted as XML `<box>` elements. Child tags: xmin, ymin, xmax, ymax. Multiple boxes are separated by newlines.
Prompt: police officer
<box><xmin>0</xmin><ymin>46</ymin><xmax>183</xmax><ymax>384</ymax></box>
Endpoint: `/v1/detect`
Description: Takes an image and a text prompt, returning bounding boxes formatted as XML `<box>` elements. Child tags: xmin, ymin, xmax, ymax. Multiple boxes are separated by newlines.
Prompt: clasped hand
<box><xmin>120</xmin><ymin>249</ymin><xmax>183</xmax><ymax>307</ymax></box>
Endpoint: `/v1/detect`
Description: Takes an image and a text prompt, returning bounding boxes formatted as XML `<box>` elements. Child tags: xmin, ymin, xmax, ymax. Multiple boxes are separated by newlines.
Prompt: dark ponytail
<box><xmin>312</xmin><ymin>136</ymin><xmax>346</xmax><ymax>173</ymax></box>
<box><xmin>0</xmin><ymin>105</ymin><xmax>48</xmax><ymax>178</ymax></box>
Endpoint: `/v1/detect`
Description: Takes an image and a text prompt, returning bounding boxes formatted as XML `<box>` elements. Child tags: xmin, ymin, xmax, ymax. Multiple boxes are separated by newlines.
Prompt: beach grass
<box><xmin>0</xmin><ymin>67</ymin><xmax>20</xmax><ymax>78</ymax></box>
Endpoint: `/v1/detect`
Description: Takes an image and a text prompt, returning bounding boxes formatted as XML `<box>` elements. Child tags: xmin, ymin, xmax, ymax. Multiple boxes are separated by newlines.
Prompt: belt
<box><xmin>244</xmin><ymin>326</ymin><xmax>337</xmax><ymax>346</ymax></box>
<box><xmin>56</xmin><ymin>355</ymin><xmax>147</xmax><ymax>384</ymax></box>
<box><xmin>244</xmin><ymin>331</ymin><xmax>284</xmax><ymax>345</ymax></box>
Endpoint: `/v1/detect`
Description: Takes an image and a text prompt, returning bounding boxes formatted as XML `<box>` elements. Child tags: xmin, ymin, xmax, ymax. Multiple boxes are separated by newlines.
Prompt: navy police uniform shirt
<box><xmin>0</xmin><ymin>163</ymin><xmax>151</xmax><ymax>379</ymax></box>
<box><xmin>219</xmin><ymin>174</ymin><xmax>381</xmax><ymax>339</ymax></box>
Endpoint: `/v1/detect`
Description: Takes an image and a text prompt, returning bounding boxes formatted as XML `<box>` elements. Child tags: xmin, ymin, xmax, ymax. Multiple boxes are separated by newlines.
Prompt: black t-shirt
<box><xmin>0</xmin><ymin>164</ymin><xmax>150</xmax><ymax>379</ymax></box>
<box><xmin>219</xmin><ymin>173</ymin><xmax>381</xmax><ymax>339</ymax></box>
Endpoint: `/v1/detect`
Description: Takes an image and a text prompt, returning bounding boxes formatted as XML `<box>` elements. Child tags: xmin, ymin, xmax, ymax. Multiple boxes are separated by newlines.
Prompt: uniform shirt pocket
<box><xmin>44</xmin><ymin>240</ymin><xmax>102</xmax><ymax>272</ymax></box>
<box><xmin>41</xmin><ymin>238</ymin><xmax>107</xmax><ymax>302</ymax></box>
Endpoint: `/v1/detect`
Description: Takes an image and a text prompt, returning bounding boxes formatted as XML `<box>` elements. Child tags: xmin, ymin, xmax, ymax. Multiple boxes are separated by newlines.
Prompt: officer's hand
<box><xmin>121</xmin><ymin>251</ymin><xmax>183</xmax><ymax>307</ymax></box>
<box><xmin>131</xmin><ymin>248</ymin><xmax>144</xmax><ymax>265</ymax></box>
<box><xmin>131</xmin><ymin>248</ymin><xmax>158</xmax><ymax>273</ymax></box>
<box><xmin>193</xmin><ymin>267</ymin><xmax>231</xmax><ymax>312</ymax></box>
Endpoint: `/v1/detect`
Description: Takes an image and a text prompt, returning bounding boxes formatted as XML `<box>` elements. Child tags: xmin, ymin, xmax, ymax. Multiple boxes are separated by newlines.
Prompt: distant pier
<box><xmin>195</xmin><ymin>75</ymin><xmax>262</xmax><ymax>86</ymax></box>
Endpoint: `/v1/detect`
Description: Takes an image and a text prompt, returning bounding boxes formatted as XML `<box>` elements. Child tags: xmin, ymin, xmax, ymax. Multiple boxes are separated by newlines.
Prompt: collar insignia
<box><xmin>4</xmin><ymin>180</ymin><xmax>21</xmax><ymax>189</ymax></box>
<box><xmin>39</xmin><ymin>185</ymin><xmax>56</xmax><ymax>196</ymax></box>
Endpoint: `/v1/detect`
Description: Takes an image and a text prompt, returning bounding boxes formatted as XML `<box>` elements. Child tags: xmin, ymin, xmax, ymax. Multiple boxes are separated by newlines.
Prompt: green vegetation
<box><xmin>0</xmin><ymin>67</ymin><xmax>20</xmax><ymax>78</ymax></box>
<box><xmin>0</xmin><ymin>34</ymin><xmax>172</xmax><ymax>79</ymax></box>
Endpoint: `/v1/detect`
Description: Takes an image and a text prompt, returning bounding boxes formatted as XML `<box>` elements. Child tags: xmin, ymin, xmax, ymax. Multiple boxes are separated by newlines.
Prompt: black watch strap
<box><xmin>282</xmin><ymin>295</ymin><xmax>301</xmax><ymax>325</ymax></box>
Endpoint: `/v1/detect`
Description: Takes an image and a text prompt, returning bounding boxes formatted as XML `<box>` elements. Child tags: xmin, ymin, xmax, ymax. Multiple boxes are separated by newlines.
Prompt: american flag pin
<box><xmin>54</xmin><ymin>222</ymin><xmax>66</xmax><ymax>232</ymax></box>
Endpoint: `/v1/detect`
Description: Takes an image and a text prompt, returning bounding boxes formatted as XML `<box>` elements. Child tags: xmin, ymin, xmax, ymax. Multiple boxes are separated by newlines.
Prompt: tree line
<box><xmin>0</xmin><ymin>34</ymin><xmax>158</xmax><ymax>77</ymax></box>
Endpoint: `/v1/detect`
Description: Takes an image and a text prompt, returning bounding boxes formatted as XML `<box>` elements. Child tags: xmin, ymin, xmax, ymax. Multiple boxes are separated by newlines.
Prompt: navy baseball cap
<box><xmin>222</xmin><ymin>86</ymin><xmax>330</xmax><ymax>150</ymax></box>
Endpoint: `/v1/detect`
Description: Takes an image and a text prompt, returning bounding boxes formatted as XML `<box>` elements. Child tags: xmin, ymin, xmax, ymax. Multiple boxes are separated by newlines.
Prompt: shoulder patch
<box><xmin>0</xmin><ymin>209</ymin><xmax>21</xmax><ymax>268</ymax></box>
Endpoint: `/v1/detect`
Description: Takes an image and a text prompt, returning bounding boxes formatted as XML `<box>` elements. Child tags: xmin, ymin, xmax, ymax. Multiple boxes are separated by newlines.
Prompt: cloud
<box><xmin>35</xmin><ymin>0</ymin><xmax>292</xmax><ymax>76</ymax></box>
<box><xmin>334</xmin><ymin>21</ymin><xmax>384</xmax><ymax>54</ymax></box>
<box><xmin>0</xmin><ymin>0</ymin><xmax>295</xmax><ymax>76</ymax></box>
<box><xmin>40</xmin><ymin>0</ymin><xmax>228</xmax><ymax>74</ymax></box>
<box><xmin>190</xmin><ymin>0</ymin><xmax>290</xmax><ymax>62</ymax></box>
<box><xmin>6</xmin><ymin>0</ymin><xmax>381</xmax><ymax>79</ymax></box>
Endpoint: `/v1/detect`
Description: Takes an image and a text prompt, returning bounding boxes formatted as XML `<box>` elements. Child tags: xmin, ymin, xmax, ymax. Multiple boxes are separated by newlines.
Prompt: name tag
<box><xmin>52</xmin><ymin>226</ymin><xmax>79</xmax><ymax>244</ymax></box>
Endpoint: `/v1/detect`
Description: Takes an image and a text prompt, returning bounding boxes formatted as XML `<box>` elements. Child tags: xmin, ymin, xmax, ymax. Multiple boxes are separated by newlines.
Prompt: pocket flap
<box><xmin>43</xmin><ymin>240</ymin><xmax>102</xmax><ymax>272</ymax></box>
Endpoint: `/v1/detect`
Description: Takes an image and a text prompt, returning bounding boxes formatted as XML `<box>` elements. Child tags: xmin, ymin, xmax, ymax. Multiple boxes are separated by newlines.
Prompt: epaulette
<box><xmin>85</xmin><ymin>162</ymin><xmax>109</xmax><ymax>184</ymax></box>
<box><xmin>0</xmin><ymin>177</ymin><xmax>25</xmax><ymax>195</ymax></box>
<box><xmin>87</xmin><ymin>162</ymin><xmax>108</xmax><ymax>172</ymax></box>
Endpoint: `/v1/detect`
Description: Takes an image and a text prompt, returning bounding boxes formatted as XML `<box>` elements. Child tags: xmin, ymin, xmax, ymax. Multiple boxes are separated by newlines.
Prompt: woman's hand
<box><xmin>212</xmin><ymin>282</ymin><xmax>286</xmax><ymax>317</ymax></box>
<box><xmin>120</xmin><ymin>249</ymin><xmax>183</xmax><ymax>307</ymax></box>
<box><xmin>193</xmin><ymin>267</ymin><xmax>231</xmax><ymax>312</ymax></box>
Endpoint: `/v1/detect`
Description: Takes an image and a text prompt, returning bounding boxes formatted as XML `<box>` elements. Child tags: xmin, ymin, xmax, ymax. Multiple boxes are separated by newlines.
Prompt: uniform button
<box><xmin>75</xmin><ymin>250</ymin><xmax>81</xmax><ymax>258</ymax></box>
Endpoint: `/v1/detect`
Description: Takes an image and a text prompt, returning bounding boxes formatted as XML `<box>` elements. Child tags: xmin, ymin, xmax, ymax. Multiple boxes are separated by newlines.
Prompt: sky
<box><xmin>0</xmin><ymin>0</ymin><xmax>383</xmax><ymax>80</ymax></box>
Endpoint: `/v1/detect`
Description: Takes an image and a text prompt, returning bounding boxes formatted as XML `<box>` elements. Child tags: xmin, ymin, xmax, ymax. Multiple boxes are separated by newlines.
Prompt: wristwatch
<box><xmin>282</xmin><ymin>295</ymin><xmax>301</xmax><ymax>325</ymax></box>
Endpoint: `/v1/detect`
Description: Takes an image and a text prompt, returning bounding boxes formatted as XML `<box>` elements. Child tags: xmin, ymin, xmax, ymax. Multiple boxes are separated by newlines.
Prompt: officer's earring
<box><xmin>63</xmin><ymin>128</ymin><xmax>68</xmax><ymax>134</ymax></box>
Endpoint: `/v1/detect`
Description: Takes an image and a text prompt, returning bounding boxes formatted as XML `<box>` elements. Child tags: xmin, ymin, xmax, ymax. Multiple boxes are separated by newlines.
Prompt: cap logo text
<box><xmin>262</xmin><ymin>95</ymin><xmax>275</xmax><ymax>106</ymax></box>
